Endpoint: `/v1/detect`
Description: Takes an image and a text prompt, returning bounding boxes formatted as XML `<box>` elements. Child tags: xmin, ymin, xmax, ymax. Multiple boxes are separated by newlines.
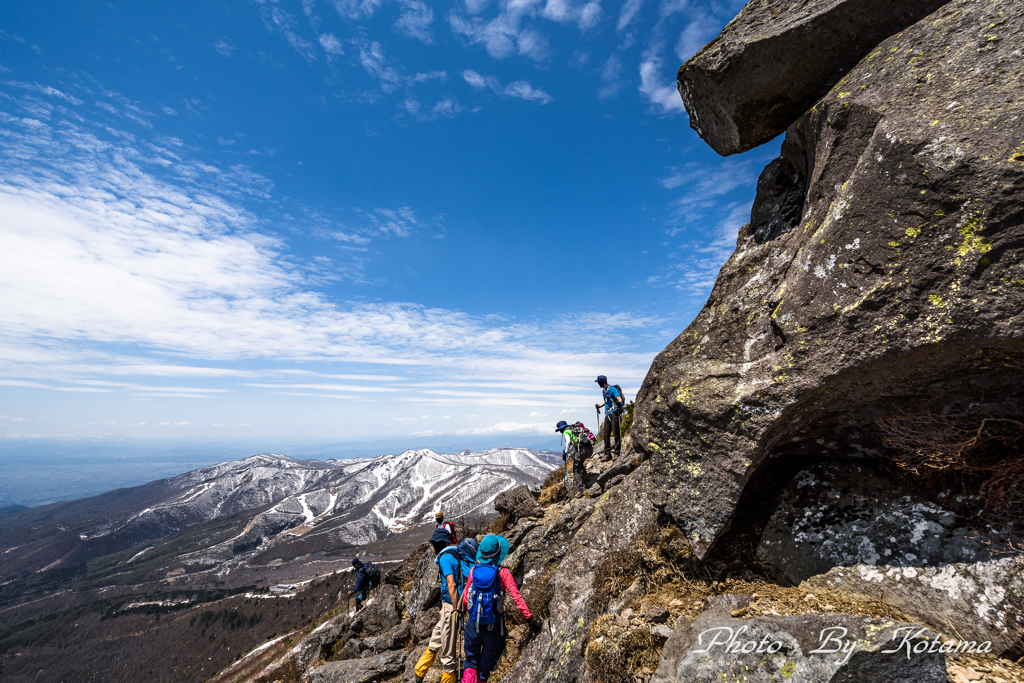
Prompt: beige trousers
<box><xmin>416</xmin><ymin>601</ymin><xmax>460</xmax><ymax>675</ymax></box>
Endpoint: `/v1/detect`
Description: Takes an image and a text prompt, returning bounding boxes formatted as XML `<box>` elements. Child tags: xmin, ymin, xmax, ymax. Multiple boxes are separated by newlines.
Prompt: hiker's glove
<box><xmin>595</xmin><ymin>403</ymin><xmax>601</xmax><ymax>410</ymax></box>
<box><xmin>527</xmin><ymin>617</ymin><xmax>542</xmax><ymax>635</ymax></box>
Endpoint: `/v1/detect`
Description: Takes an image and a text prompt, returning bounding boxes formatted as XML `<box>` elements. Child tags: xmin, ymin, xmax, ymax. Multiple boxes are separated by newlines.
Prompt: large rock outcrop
<box><xmin>635</xmin><ymin>0</ymin><xmax>1024</xmax><ymax>559</ymax></box>
<box><xmin>307</xmin><ymin>650</ymin><xmax>408</xmax><ymax>683</ymax></box>
<box><xmin>677</xmin><ymin>0</ymin><xmax>950</xmax><ymax>155</ymax></box>
<box><xmin>494</xmin><ymin>484</ymin><xmax>543</xmax><ymax>523</ymax></box>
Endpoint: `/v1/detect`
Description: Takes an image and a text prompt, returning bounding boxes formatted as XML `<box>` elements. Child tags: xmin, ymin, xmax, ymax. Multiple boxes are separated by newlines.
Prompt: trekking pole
<box><xmin>560</xmin><ymin>433</ymin><xmax>568</xmax><ymax>488</ymax></box>
<box><xmin>457</xmin><ymin>612</ymin><xmax>464</xmax><ymax>681</ymax></box>
<box><xmin>596</xmin><ymin>405</ymin><xmax>601</xmax><ymax>451</ymax></box>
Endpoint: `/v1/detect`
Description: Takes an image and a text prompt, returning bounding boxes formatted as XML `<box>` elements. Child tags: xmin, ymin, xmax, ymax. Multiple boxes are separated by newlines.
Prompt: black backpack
<box><xmin>365</xmin><ymin>562</ymin><xmax>381</xmax><ymax>588</ymax></box>
<box><xmin>568</xmin><ymin>421</ymin><xmax>596</xmax><ymax>447</ymax></box>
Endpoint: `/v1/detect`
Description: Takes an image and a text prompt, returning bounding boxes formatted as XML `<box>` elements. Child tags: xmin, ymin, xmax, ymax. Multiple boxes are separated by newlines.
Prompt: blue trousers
<box><xmin>464</xmin><ymin>619</ymin><xmax>505</xmax><ymax>681</ymax></box>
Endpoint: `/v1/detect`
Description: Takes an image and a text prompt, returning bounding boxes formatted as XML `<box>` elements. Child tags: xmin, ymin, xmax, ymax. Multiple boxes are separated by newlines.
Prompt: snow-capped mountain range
<box><xmin>0</xmin><ymin>448</ymin><xmax>559</xmax><ymax>581</ymax></box>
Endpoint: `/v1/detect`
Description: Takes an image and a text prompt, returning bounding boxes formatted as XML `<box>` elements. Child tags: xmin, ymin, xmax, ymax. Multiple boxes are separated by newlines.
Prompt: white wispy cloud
<box><xmin>252</xmin><ymin>0</ymin><xmax>318</xmax><ymax>61</ymax></box>
<box><xmin>662</xmin><ymin>159</ymin><xmax>759</xmax><ymax>219</ymax></box>
<box><xmin>319</xmin><ymin>32</ymin><xmax>344</xmax><ymax>55</ymax></box>
<box><xmin>0</xmin><ymin>81</ymin><xmax>661</xmax><ymax>416</ymax></box>
<box><xmin>330</xmin><ymin>0</ymin><xmax>385</xmax><ymax>20</ymax></box>
<box><xmin>244</xmin><ymin>382</ymin><xmax>400</xmax><ymax>392</ymax></box>
<box><xmin>617</xmin><ymin>0</ymin><xmax>645</xmax><ymax>32</ymax></box>
<box><xmin>462</xmin><ymin>69</ymin><xmax>498</xmax><ymax>90</ymax></box>
<box><xmin>674</xmin><ymin>9</ymin><xmax>722</xmax><ymax>62</ymax></box>
<box><xmin>504</xmin><ymin>80</ymin><xmax>552</xmax><ymax>103</ymax></box>
<box><xmin>462</xmin><ymin>70</ymin><xmax>552</xmax><ymax>104</ymax></box>
<box><xmin>647</xmin><ymin>202</ymin><xmax>749</xmax><ymax>294</ymax></box>
<box><xmin>214</xmin><ymin>39</ymin><xmax>236</xmax><ymax>57</ymax></box>
<box><xmin>3</xmin><ymin>81</ymin><xmax>84</xmax><ymax>105</ymax></box>
<box><xmin>358</xmin><ymin>42</ymin><xmax>451</xmax><ymax>108</ymax></box>
<box><xmin>601</xmin><ymin>52</ymin><xmax>622</xmax><ymax>83</ymax></box>
<box><xmin>540</xmin><ymin>0</ymin><xmax>603</xmax><ymax>31</ymax></box>
<box><xmin>395</xmin><ymin>0</ymin><xmax>435</xmax><ymax>42</ymax></box>
<box><xmin>423</xmin><ymin>98</ymin><xmax>466</xmax><ymax>119</ymax></box>
<box><xmin>638</xmin><ymin>44</ymin><xmax>685</xmax><ymax>113</ymax></box>
<box><xmin>359</xmin><ymin>40</ymin><xmax>404</xmax><ymax>92</ymax></box>
<box><xmin>0</xmin><ymin>379</ymin><xmax>111</xmax><ymax>393</ymax></box>
<box><xmin>449</xmin><ymin>1</ymin><xmax>550</xmax><ymax>62</ymax></box>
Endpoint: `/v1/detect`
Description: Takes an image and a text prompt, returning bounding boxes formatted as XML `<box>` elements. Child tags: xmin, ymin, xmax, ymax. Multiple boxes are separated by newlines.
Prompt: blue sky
<box><xmin>0</xmin><ymin>0</ymin><xmax>779</xmax><ymax>444</ymax></box>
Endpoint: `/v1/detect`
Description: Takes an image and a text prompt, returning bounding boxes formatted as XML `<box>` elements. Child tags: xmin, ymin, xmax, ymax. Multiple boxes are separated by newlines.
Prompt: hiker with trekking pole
<box><xmin>458</xmin><ymin>534</ymin><xmax>541</xmax><ymax>683</ymax></box>
<box><xmin>347</xmin><ymin>557</ymin><xmax>381</xmax><ymax>614</ymax></box>
<box><xmin>414</xmin><ymin>530</ymin><xmax>478</xmax><ymax>683</ymax></box>
<box><xmin>556</xmin><ymin>420</ymin><xmax>596</xmax><ymax>498</ymax></box>
<box><xmin>594</xmin><ymin>375</ymin><xmax>625</xmax><ymax>458</ymax></box>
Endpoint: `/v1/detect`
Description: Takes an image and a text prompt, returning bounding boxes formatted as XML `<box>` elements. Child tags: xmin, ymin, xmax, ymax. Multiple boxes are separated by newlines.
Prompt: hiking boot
<box><xmin>414</xmin><ymin>676</ymin><xmax>424</xmax><ymax>683</ymax></box>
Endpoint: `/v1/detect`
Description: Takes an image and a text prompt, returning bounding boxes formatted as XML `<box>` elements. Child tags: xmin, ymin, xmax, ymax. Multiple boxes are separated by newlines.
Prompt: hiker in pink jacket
<box><xmin>458</xmin><ymin>534</ymin><xmax>541</xmax><ymax>683</ymax></box>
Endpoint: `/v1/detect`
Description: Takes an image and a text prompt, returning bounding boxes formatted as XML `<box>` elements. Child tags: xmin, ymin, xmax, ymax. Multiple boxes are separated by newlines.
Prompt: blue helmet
<box><xmin>555</xmin><ymin>420</ymin><xmax>569</xmax><ymax>432</ymax></box>
<box><xmin>595</xmin><ymin>375</ymin><xmax>607</xmax><ymax>384</ymax></box>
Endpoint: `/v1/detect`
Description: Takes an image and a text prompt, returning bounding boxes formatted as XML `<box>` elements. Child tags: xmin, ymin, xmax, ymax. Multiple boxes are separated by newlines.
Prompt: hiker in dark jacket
<box><xmin>435</xmin><ymin>508</ymin><xmax>458</xmax><ymax>545</ymax></box>
<box><xmin>458</xmin><ymin>534</ymin><xmax>540</xmax><ymax>683</ymax></box>
<box><xmin>414</xmin><ymin>528</ymin><xmax>468</xmax><ymax>683</ymax></box>
<box><xmin>556</xmin><ymin>420</ymin><xmax>594</xmax><ymax>497</ymax></box>
<box><xmin>594</xmin><ymin>375</ymin><xmax>625</xmax><ymax>457</ymax></box>
<box><xmin>347</xmin><ymin>557</ymin><xmax>379</xmax><ymax>612</ymax></box>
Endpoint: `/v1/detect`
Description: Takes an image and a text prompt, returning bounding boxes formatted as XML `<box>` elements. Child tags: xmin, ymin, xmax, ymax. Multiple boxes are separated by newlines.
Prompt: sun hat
<box><xmin>475</xmin><ymin>534</ymin><xmax>509</xmax><ymax>566</ymax></box>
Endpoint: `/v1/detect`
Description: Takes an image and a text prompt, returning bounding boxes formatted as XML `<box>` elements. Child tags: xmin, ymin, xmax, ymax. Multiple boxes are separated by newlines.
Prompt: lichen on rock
<box><xmin>636</xmin><ymin>0</ymin><xmax>1024</xmax><ymax>560</ymax></box>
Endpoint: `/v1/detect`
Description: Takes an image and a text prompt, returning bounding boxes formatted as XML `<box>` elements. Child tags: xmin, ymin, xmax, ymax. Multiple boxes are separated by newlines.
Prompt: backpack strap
<box><xmin>436</xmin><ymin>546</ymin><xmax>462</xmax><ymax>598</ymax></box>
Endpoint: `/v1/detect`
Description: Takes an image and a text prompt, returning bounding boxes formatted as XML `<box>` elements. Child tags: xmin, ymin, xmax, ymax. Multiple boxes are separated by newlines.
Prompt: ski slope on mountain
<box><xmin>0</xmin><ymin>447</ymin><xmax>559</xmax><ymax>579</ymax></box>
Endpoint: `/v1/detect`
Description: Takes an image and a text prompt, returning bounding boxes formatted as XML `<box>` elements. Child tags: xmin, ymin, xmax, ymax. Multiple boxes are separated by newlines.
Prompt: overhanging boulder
<box><xmin>677</xmin><ymin>0</ymin><xmax>950</xmax><ymax>155</ymax></box>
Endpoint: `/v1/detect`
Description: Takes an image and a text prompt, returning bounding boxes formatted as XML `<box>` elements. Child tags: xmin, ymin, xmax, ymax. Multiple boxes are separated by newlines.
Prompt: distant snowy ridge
<box><xmin>64</xmin><ymin>447</ymin><xmax>558</xmax><ymax>575</ymax></box>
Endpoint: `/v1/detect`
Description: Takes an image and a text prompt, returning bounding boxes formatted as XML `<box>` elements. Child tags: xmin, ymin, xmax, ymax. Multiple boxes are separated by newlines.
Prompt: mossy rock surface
<box><xmin>636</xmin><ymin>0</ymin><xmax>1024</xmax><ymax>560</ymax></box>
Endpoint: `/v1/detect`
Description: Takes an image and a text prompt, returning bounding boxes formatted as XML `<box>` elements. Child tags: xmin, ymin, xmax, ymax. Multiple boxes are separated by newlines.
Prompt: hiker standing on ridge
<box><xmin>594</xmin><ymin>375</ymin><xmax>625</xmax><ymax>458</ymax></box>
<box><xmin>556</xmin><ymin>420</ymin><xmax>595</xmax><ymax>497</ymax></box>
<box><xmin>435</xmin><ymin>507</ymin><xmax>458</xmax><ymax>545</ymax></box>
<box><xmin>458</xmin><ymin>534</ymin><xmax>541</xmax><ymax>683</ymax></box>
<box><xmin>413</xmin><ymin>528</ymin><xmax>467</xmax><ymax>683</ymax></box>
<box><xmin>347</xmin><ymin>557</ymin><xmax>380</xmax><ymax>613</ymax></box>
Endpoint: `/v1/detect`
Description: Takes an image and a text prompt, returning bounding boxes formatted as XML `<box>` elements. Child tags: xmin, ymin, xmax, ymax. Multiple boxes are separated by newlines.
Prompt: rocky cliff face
<box><xmin>637</xmin><ymin>0</ymin><xmax>1024</xmax><ymax>559</ymax></box>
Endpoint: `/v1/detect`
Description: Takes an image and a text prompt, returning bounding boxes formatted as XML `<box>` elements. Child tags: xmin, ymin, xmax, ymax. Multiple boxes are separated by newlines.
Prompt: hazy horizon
<box><xmin>0</xmin><ymin>435</ymin><xmax>561</xmax><ymax>508</ymax></box>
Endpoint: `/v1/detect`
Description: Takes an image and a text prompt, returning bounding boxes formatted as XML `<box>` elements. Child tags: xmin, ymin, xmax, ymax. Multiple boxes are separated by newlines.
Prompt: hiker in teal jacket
<box><xmin>556</xmin><ymin>420</ymin><xmax>594</xmax><ymax>496</ymax></box>
<box><xmin>594</xmin><ymin>375</ymin><xmax>625</xmax><ymax>457</ymax></box>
